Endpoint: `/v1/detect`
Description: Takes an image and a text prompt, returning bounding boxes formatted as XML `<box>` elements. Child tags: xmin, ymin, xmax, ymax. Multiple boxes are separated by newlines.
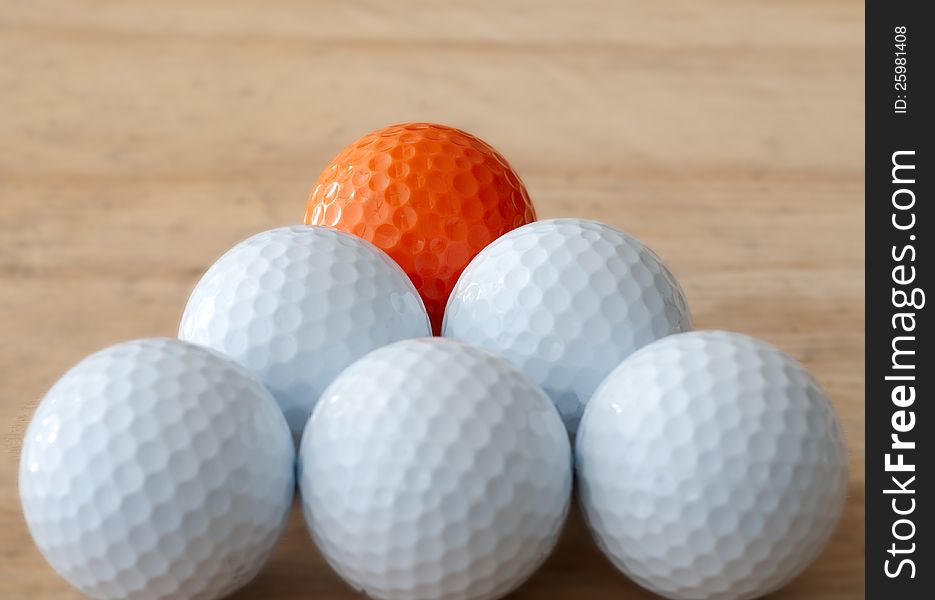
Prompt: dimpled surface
<box><xmin>443</xmin><ymin>218</ymin><xmax>692</xmax><ymax>434</ymax></box>
<box><xmin>304</xmin><ymin>123</ymin><xmax>536</xmax><ymax>333</ymax></box>
<box><xmin>19</xmin><ymin>338</ymin><xmax>294</xmax><ymax>600</ymax></box>
<box><xmin>179</xmin><ymin>225</ymin><xmax>431</xmax><ymax>440</ymax></box>
<box><xmin>298</xmin><ymin>338</ymin><xmax>572</xmax><ymax>600</ymax></box>
<box><xmin>576</xmin><ymin>331</ymin><xmax>849</xmax><ymax>600</ymax></box>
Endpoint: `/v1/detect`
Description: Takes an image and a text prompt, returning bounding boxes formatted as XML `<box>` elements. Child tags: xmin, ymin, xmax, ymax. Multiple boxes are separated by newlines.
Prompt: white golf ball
<box><xmin>179</xmin><ymin>225</ymin><xmax>431</xmax><ymax>440</ymax></box>
<box><xmin>576</xmin><ymin>331</ymin><xmax>848</xmax><ymax>600</ymax></box>
<box><xmin>298</xmin><ymin>337</ymin><xmax>572</xmax><ymax>600</ymax></box>
<box><xmin>442</xmin><ymin>218</ymin><xmax>691</xmax><ymax>434</ymax></box>
<box><xmin>19</xmin><ymin>338</ymin><xmax>294</xmax><ymax>600</ymax></box>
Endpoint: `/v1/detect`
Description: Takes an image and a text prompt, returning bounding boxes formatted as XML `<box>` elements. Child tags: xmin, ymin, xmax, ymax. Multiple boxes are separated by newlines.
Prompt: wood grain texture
<box><xmin>0</xmin><ymin>1</ymin><xmax>863</xmax><ymax>598</ymax></box>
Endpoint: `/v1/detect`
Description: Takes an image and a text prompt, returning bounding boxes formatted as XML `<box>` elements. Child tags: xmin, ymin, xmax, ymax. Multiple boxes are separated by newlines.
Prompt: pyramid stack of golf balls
<box><xmin>20</xmin><ymin>122</ymin><xmax>847</xmax><ymax>600</ymax></box>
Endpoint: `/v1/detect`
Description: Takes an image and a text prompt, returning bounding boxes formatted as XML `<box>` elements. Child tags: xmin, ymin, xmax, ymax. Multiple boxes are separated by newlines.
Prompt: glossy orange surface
<box><xmin>305</xmin><ymin>123</ymin><xmax>536</xmax><ymax>334</ymax></box>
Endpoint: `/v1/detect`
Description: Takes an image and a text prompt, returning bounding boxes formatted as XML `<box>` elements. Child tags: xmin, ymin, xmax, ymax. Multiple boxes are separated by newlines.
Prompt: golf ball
<box><xmin>304</xmin><ymin>122</ymin><xmax>536</xmax><ymax>334</ymax></box>
<box><xmin>298</xmin><ymin>337</ymin><xmax>572</xmax><ymax>600</ymax></box>
<box><xmin>19</xmin><ymin>338</ymin><xmax>294</xmax><ymax>600</ymax></box>
<box><xmin>442</xmin><ymin>218</ymin><xmax>691</xmax><ymax>434</ymax></box>
<box><xmin>576</xmin><ymin>331</ymin><xmax>848</xmax><ymax>600</ymax></box>
<box><xmin>179</xmin><ymin>225</ymin><xmax>431</xmax><ymax>440</ymax></box>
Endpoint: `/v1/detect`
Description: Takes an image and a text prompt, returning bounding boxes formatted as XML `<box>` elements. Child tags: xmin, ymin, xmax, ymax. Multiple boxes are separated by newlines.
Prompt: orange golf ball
<box><xmin>305</xmin><ymin>123</ymin><xmax>536</xmax><ymax>334</ymax></box>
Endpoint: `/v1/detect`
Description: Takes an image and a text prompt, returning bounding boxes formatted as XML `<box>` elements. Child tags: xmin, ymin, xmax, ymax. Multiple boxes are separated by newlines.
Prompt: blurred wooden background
<box><xmin>0</xmin><ymin>1</ymin><xmax>863</xmax><ymax>598</ymax></box>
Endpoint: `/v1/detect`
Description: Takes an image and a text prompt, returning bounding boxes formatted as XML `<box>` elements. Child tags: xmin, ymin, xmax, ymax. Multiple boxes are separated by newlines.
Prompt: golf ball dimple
<box><xmin>19</xmin><ymin>338</ymin><xmax>295</xmax><ymax>600</ymax></box>
<box><xmin>576</xmin><ymin>331</ymin><xmax>848</xmax><ymax>600</ymax></box>
<box><xmin>442</xmin><ymin>218</ymin><xmax>692</xmax><ymax>434</ymax></box>
<box><xmin>298</xmin><ymin>337</ymin><xmax>572</xmax><ymax>600</ymax></box>
<box><xmin>304</xmin><ymin>122</ymin><xmax>536</xmax><ymax>334</ymax></box>
<box><xmin>178</xmin><ymin>225</ymin><xmax>431</xmax><ymax>441</ymax></box>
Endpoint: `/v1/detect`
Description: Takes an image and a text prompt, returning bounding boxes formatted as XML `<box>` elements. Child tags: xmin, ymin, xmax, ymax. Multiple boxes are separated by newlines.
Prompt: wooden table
<box><xmin>0</xmin><ymin>1</ymin><xmax>864</xmax><ymax>598</ymax></box>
